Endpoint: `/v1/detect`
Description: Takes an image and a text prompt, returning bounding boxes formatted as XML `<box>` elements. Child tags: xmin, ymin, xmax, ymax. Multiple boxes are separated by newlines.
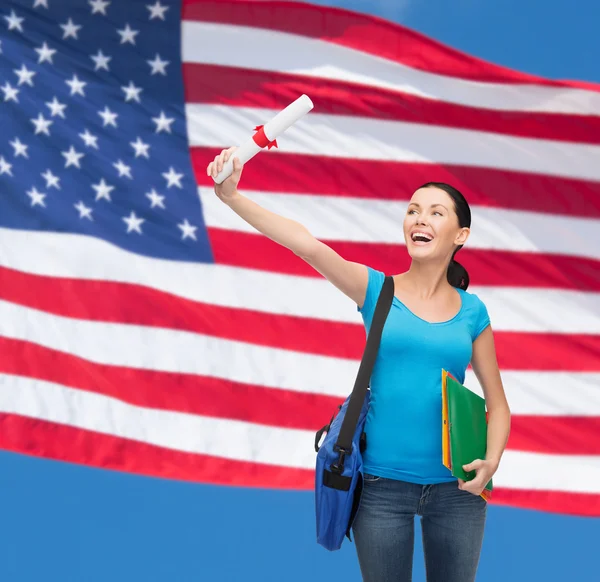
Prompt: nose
<box><xmin>416</xmin><ymin>215</ymin><xmax>428</xmax><ymax>226</ymax></box>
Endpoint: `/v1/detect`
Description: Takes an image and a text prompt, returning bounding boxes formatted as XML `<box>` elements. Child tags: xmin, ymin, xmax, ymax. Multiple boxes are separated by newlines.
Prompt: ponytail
<box><xmin>447</xmin><ymin>246</ymin><xmax>469</xmax><ymax>290</ymax></box>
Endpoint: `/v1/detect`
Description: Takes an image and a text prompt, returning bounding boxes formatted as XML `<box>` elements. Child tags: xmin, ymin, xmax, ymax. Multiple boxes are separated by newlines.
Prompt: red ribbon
<box><xmin>252</xmin><ymin>125</ymin><xmax>278</xmax><ymax>150</ymax></box>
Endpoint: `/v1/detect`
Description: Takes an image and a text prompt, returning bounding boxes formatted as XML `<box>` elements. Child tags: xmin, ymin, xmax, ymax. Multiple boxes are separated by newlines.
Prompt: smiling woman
<box><xmin>206</xmin><ymin>148</ymin><xmax>511</xmax><ymax>582</ymax></box>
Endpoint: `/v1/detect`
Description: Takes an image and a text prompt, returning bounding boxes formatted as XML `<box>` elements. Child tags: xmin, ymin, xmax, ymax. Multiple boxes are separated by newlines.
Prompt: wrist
<box><xmin>224</xmin><ymin>190</ymin><xmax>243</xmax><ymax>206</ymax></box>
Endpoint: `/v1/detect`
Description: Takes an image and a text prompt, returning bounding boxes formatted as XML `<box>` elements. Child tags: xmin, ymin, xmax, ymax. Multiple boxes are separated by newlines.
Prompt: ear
<box><xmin>455</xmin><ymin>227</ymin><xmax>470</xmax><ymax>246</ymax></box>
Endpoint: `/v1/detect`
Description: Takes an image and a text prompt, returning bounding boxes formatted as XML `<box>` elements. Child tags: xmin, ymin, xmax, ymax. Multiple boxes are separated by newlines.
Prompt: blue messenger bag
<box><xmin>314</xmin><ymin>276</ymin><xmax>394</xmax><ymax>551</ymax></box>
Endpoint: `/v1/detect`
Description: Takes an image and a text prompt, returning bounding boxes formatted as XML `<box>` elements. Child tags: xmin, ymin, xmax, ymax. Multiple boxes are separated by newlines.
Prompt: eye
<box><xmin>433</xmin><ymin>211</ymin><xmax>442</xmax><ymax>216</ymax></box>
<box><xmin>408</xmin><ymin>209</ymin><xmax>417</xmax><ymax>215</ymax></box>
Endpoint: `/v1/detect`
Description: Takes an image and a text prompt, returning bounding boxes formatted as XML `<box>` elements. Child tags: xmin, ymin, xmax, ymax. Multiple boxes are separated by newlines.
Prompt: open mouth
<box><xmin>411</xmin><ymin>231</ymin><xmax>434</xmax><ymax>244</ymax></box>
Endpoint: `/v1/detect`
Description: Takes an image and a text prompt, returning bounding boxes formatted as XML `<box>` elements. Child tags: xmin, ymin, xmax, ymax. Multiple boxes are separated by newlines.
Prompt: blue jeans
<box><xmin>351</xmin><ymin>474</ymin><xmax>487</xmax><ymax>582</ymax></box>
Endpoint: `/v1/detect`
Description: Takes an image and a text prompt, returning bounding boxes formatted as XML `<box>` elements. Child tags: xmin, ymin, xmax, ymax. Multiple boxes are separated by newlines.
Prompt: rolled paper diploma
<box><xmin>213</xmin><ymin>94</ymin><xmax>314</xmax><ymax>184</ymax></box>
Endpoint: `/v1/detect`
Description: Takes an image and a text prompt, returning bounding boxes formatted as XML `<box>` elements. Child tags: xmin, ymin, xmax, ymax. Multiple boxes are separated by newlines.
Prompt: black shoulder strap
<box><xmin>333</xmin><ymin>275</ymin><xmax>395</xmax><ymax>459</ymax></box>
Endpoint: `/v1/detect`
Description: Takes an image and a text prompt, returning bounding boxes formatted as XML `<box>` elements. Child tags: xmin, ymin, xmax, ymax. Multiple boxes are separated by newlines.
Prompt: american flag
<box><xmin>0</xmin><ymin>0</ymin><xmax>599</xmax><ymax>517</ymax></box>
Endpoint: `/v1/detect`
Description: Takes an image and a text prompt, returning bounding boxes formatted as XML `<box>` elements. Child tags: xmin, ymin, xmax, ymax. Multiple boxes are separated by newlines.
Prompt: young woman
<box><xmin>207</xmin><ymin>148</ymin><xmax>511</xmax><ymax>582</ymax></box>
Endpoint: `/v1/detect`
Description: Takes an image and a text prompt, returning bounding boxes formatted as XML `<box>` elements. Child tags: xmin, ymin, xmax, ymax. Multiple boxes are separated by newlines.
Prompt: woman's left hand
<box><xmin>458</xmin><ymin>459</ymin><xmax>498</xmax><ymax>496</ymax></box>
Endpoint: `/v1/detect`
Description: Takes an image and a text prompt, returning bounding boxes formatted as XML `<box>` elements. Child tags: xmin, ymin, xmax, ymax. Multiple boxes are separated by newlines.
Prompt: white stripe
<box><xmin>199</xmin><ymin>188</ymin><xmax>600</xmax><ymax>261</ymax></box>
<box><xmin>1</xmin><ymin>299</ymin><xmax>599</xmax><ymax>414</ymax></box>
<box><xmin>186</xmin><ymin>103</ymin><xmax>600</xmax><ymax>182</ymax></box>
<box><xmin>181</xmin><ymin>21</ymin><xmax>600</xmax><ymax>116</ymax></box>
<box><xmin>1</xmin><ymin>228</ymin><xmax>599</xmax><ymax>334</ymax></box>
<box><xmin>1</xmin><ymin>374</ymin><xmax>598</xmax><ymax>493</ymax></box>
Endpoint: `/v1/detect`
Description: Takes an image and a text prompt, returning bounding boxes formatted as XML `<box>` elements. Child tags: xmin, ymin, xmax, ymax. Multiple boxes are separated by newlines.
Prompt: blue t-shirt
<box><xmin>358</xmin><ymin>267</ymin><xmax>491</xmax><ymax>484</ymax></box>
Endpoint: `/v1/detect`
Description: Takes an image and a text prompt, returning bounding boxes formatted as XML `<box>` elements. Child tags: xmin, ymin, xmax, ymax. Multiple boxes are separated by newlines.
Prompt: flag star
<box><xmin>121</xmin><ymin>81</ymin><xmax>142</xmax><ymax>103</ymax></box>
<box><xmin>178</xmin><ymin>219</ymin><xmax>198</xmax><ymax>241</ymax></box>
<box><xmin>98</xmin><ymin>106</ymin><xmax>118</xmax><ymax>127</ymax></box>
<box><xmin>113</xmin><ymin>159</ymin><xmax>133</xmax><ymax>179</ymax></box>
<box><xmin>0</xmin><ymin>157</ymin><xmax>14</xmax><ymax>176</ymax></box>
<box><xmin>1</xmin><ymin>82</ymin><xmax>19</xmax><ymax>103</ymax></box>
<box><xmin>92</xmin><ymin>178</ymin><xmax>114</xmax><ymax>201</ymax></box>
<box><xmin>162</xmin><ymin>167</ymin><xmax>183</xmax><ymax>188</ymax></box>
<box><xmin>147</xmin><ymin>54</ymin><xmax>169</xmax><ymax>75</ymax></box>
<box><xmin>65</xmin><ymin>74</ymin><xmax>86</xmax><ymax>96</ymax></box>
<box><xmin>14</xmin><ymin>65</ymin><xmax>36</xmax><ymax>87</ymax></box>
<box><xmin>31</xmin><ymin>113</ymin><xmax>53</xmax><ymax>136</ymax></box>
<box><xmin>89</xmin><ymin>0</ymin><xmax>110</xmax><ymax>15</ymax></box>
<box><xmin>42</xmin><ymin>169</ymin><xmax>60</xmax><ymax>189</ymax></box>
<box><xmin>75</xmin><ymin>201</ymin><xmax>93</xmax><ymax>220</ymax></box>
<box><xmin>34</xmin><ymin>0</ymin><xmax>49</xmax><ymax>8</ymax></box>
<box><xmin>62</xmin><ymin>145</ymin><xmax>84</xmax><ymax>168</ymax></box>
<box><xmin>5</xmin><ymin>10</ymin><xmax>25</xmax><ymax>33</ymax></box>
<box><xmin>35</xmin><ymin>42</ymin><xmax>57</xmax><ymax>64</ymax></box>
<box><xmin>10</xmin><ymin>138</ymin><xmax>29</xmax><ymax>158</ymax></box>
<box><xmin>46</xmin><ymin>96</ymin><xmax>67</xmax><ymax>118</ymax></box>
<box><xmin>146</xmin><ymin>189</ymin><xmax>165</xmax><ymax>209</ymax></box>
<box><xmin>91</xmin><ymin>50</ymin><xmax>111</xmax><ymax>71</ymax></box>
<box><xmin>60</xmin><ymin>18</ymin><xmax>81</xmax><ymax>40</ymax></box>
<box><xmin>147</xmin><ymin>1</ymin><xmax>169</xmax><ymax>20</ymax></box>
<box><xmin>130</xmin><ymin>137</ymin><xmax>150</xmax><ymax>158</ymax></box>
<box><xmin>27</xmin><ymin>187</ymin><xmax>47</xmax><ymax>207</ymax></box>
<box><xmin>123</xmin><ymin>211</ymin><xmax>144</xmax><ymax>234</ymax></box>
<box><xmin>117</xmin><ymin>23</ymin><xmax>139</xmax><ymax>45</ymax></box>
<box><xmin>152</xmin><ymin>110</ymin><xmax>174</xmax><ymax>133</ymax></box>
<box><xmin>79</xmin><ymin>129</ymin><xmax>99</xmax><ymax>149</ymax></box>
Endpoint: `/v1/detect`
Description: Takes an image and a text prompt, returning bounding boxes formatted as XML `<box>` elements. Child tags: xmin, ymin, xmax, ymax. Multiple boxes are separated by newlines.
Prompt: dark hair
<box><xmin>419</xmin><ymin>182</ymin><xmax>471</xmax><ymax>290</ymax></box>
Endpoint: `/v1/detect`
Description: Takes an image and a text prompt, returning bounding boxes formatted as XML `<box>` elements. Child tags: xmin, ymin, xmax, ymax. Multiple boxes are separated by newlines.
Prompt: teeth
<box><xmin>412</xmin><ymin>232</ymin><xmax>433</xmax><ymax>241</ymax></box>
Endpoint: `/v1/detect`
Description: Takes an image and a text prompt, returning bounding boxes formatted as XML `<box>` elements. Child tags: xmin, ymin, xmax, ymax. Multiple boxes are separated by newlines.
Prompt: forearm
<box><xmin>485</xmin><ymin>406</ymin><xmax>511</xmax><ymax>468</ymax></box>
<box><xmin>225</xmin><ymin>191</ymin><xmax>317</xmax><ymax>257</ymax></box>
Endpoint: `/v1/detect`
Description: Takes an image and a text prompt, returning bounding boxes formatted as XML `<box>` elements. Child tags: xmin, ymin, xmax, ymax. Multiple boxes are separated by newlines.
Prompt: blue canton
<box><xmin>0</xmin><ymin>0</ymin><xmax>214</xmax><ymax>263</ymax></box>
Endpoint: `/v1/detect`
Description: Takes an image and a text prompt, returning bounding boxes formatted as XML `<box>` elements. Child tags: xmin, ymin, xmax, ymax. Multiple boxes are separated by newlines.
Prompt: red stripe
<box><xmin>183</xmin><ymin>63</ymin><xmax>600</xmax><ymax>145</ymax></box>
<box><xmin>206</xmin><ymin>228</ymin><xmax>600</xmax><ymax>294</ymax></box>
<box><xmin>1</xmin><ymin>414</ymin><xmax>598</xmax><ymax>515</ymax></box>
<box><xmin>508</xmin><ymin>416</ymin><xmax>600</xmax><ymax>455</ymax></box>
<box><xmin>191</xmin><ymin>149</ymin><xmax>600</xmax><ymax>218</ymax></box>
<box><xmin>181</xmin><ymin>0</ymin><xmax>600</xmax><ymax>91</ymax></box>
<box><xmin>1</xmin><ymin>266</ymin><xmax>599</xmax><ymax>372</ymax></box>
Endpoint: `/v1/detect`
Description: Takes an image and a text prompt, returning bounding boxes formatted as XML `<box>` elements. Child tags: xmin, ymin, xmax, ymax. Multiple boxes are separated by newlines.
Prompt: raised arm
<box><xmin>207</xmin><ymin>148</ymin><xmax>369</xmax><ymax>308</ymax></box>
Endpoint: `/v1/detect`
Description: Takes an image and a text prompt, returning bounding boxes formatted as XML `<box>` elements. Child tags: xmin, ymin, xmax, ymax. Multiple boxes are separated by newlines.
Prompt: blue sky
<box><xmin>1</xmin><ymin>1</ymin><xmax>599</xmax><ymax>581</ymax></box>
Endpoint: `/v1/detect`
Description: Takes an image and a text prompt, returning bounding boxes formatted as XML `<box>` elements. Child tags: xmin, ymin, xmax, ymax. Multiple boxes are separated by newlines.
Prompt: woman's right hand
<box><xmin>206</xmin><ymin>147</ymin><xmax>243</xmax><ymax>204</ymax></box>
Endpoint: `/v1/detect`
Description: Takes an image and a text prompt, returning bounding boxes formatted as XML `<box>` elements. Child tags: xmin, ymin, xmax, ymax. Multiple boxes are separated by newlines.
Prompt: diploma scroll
<box><xmin>213</xmin><ymin>94</ymin><xmax>314</xmax><ymax>184</ymax></box>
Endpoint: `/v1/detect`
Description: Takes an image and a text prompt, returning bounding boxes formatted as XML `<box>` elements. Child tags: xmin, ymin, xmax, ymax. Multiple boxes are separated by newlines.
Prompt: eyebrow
<box><xmin>408</xmin><ymin>202</ymin><xmax>449</xmax><ymax>210</ymax></box>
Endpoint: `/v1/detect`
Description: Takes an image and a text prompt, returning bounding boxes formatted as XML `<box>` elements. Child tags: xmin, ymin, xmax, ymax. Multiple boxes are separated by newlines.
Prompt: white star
<box><xmin>75</xmin><ymin>201</ymin><xmax>93</xmax><ymax>220</ymax></box>
<box><xmin>121</xmin><ymin>81</ymin><xmax>142</xmax><ymax>103</ymax></box>
<box><xmin>0</xmin><ymin>157</ymin><xmax>13</xmax><ymax>176</ymax></box>
<box><xmin>1</xmin><ymin>82</ymin><xmax>19</xmax><ymax>103</ymax></box>
<box><xmin>117</xmin><ymin>23</ymin><xmax>139</xmax><ymax>45</ymax></box>
<box><xmin>31</xmin><ymin>113</ymin><xmax>53</xmax><ymax>136</ymax></box>
<box><xmin>27</xmin><ymin>187</ymin><xmax>47</xmax><ymax>207</ymax></box>
<box><xmin>178</xmin><ymin>219</ymin><xmax>198</xmax><ymax>241</ymax></box>
<box><xmin>41</xmin><ymin>169</ymin><xmax>60</xmax><ymax>189</ymax></box>
<box><xmin>152</xmin><ymin>110</ymin><xmax>174</xmax><ymax>133</ymax></box>
<box><xmin>5</xmin><ymin>11</ymin><xmax>25</xmax><ymax>33</ymax></box>
<box><xmin>14</xmin><ymin>65</ymin><xmax>36</xmax><ymax>87</ymax></box>
<box><xmin>130</xmin><ymin>137</ymin><xmax>150</xmax><ymax>158</ymax></box>
<box><xmin>60</xmin><ymin>18</ymin><xmax>81</xmax><ymax>40</ymax></box>
<box><xmin>33</xmin><ymin>0</ymin><xmax>49</xmax><ymax>8</ymax></box>
<box><xmin>90</xmin><ymin>50</ymin><xmax>111</xmax><ymax>71</ymax></box>
<box><xmin>113</xmin><ymin>159</ymin><xmax>133</xmax><ymax>179</ymax></box>
<box><xmin>62</xmin><ymin>145</ymin><xmax>84</xmax><ymax>168</ymax></box>
<box><xmin>162</xmin><ymin>167</ymin><xmax>183</xmax><ymax>189</ymax></box>
<box><xmin>10</xmin><ymin>138</ymin><xmax>28</xmax><ymax>158</ymax></box>
<box><xmin>92</xmin><ymin>178</ymin><xmax>114</xmax><ymax>201</ymax></box>
<box><xmin>98</xmin><ymin>106</ymin><xmax>118</xmax><ymax>127</ymax></box>
<box><xmin>79</xmin><ymin>129</ymin><xmax>99</xmax><ymax>149</ymax></box>
<box><xmin>146</xmin><ymin>189</ymin><xmax>165</xmax><ymax>209</ymax></box>
<box><xmin>147</xmin><ymin>1</ymin><xmax>169</xmax><ymax>20</ymax></box>
<box><xmin>123</xmin><ymin>211</ymin><xmax>144</xmax><ymax>234</ymax></box>
<box><xmin>46</xmin><ymin>96</ymin><xmax>67</xmax><ymax>118</ymax></box>
<box><xmin>35</xmin><ymin>42</ymin><xmax>57</xmax><ymax>64</ymax></box>
<box><xmin>65</xmin><ymin>74</ymin><xmax>86</xmax><ymax>96</ymax></box>
<box><xmin>147</xmin><ymin>54</ymin><xmax>169</xmax><ymax>75</ymax></box>
<box><xmin>89</xmin><ymin>0</ymin><xmax>110</xmax><ymax>15</ymax></box>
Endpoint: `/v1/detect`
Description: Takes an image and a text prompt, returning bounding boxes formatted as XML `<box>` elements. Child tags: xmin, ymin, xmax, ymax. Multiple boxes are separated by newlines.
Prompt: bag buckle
<box><xmin>331</xmin><ymin>446</ymin><xmax>350</xmax><ymax>474</ymax></box>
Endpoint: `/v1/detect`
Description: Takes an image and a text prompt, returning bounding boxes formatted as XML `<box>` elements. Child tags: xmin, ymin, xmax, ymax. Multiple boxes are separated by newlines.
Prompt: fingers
<box><xmin>206</xmin><ymin>148</ymin><xmax>236</xmax><ymax>178</ymax></box>
<box><xmin>463</xmin><ymin>459</ymin><xmax>484</xmax><ymax>473</ymax></box>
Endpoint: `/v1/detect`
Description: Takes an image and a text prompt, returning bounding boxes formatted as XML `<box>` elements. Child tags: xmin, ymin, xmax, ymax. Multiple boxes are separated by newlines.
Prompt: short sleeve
<box><xmin>473</xmin><ymin>295</ymin><xmax>491</xmax><ymax>340</ymax></box>
<box><xmin>357</xmin><ymin>267</ymin><xmax>386</xmax><ymax>329</ymax></box>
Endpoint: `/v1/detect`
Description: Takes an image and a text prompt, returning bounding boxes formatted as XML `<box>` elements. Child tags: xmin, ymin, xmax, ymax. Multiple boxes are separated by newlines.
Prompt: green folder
<box><xmin>442</xmin><ymin>369</ymin><xmax>493</xmax><ymax>500</ymax></box>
